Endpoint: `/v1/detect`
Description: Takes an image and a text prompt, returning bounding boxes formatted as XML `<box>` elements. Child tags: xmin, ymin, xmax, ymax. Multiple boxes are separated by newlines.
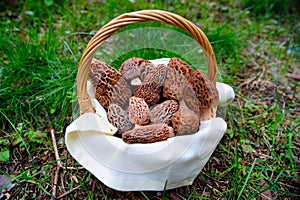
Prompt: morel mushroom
<box><xmin>110</xmin><ymin>77</ymin><xmax>132</xmax><ymax>108</ymax></box>
<box><xmin>171</xmin><ymin>101</ymin><xmax>200</xmax><ymax>135</ymax></box>
<box><xmin>134</xmin><ymin>64</ymin><xmax>167</xmax><ymax>105</ymax></box>
<box><xmin>129</xmin><ymin>96</ymin><xmax>150</xmax><ymax>126</ymax></box>
<box><xmin>167</xmin><ymin>57</ymin><xmax>193</xmax><ymax>78</ymax></box>
<box><xmin>186</xmin><ymin>69</ymin><xmax>219</xmax><ymax>120</ymax></box>
<box><xmin>119</xmin><ymin>58</ymin><xmax>155</xmax><ymax>91</ymax></box>
<box><xmin>122</xmin><ymin>124</ymin><xmax>174</xmax><ymax>144</ymax></box>
<box><xmin>163</xmin><ymin>58</ymin><xmax>194</xmax><ymax>101</ymax></box>
<box><xmin>107</xmin><ymin>103</ymin><xmax>134</xmax><ymax>133</ymax></box>
<box><xmin>150</xmin><ymin>100</ymin><xmax>179</xmax><ymax>124</ymax></box>
<box><xmin>88</xmin><ymin>58</ymin><xmax>131</xmax><ymax>109</ymax></box>
<box><xmin>181</xmin><ymin>83</ymin><xmax>200</xmax><ymax>113</ymax></box>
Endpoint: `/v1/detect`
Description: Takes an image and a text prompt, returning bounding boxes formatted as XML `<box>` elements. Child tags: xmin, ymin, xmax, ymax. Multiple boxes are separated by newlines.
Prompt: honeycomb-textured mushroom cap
<box><xmin>168</xmin><ymin>57</ymin><xmax>193</xmax><ymax>78</ymax></box>
<box><xmin>119</xmin><ymin>58</ymin><xmax>143</xmax><ymax>81</ymax></box>
<box><xmin>128</xmin><ymin>96</ymin><xmax>150</xmax><ymax>126</ymax></box>
<box><xmin>120</xmin><ymin>58</ymin><xmax>155</xmax><ymax>92</ymax></box>
<box><xmin>110</xmin><ymin>77</ymin><xmax>132</xmax><ymax>108</ymax></box>
<box><xmin>88</xmin><ymin>58</ymin><xmax>131</xmax><ymax>109</ymax></box>
<box><xmin>163</xmin><ymin>58</ymin><xmax>194</xmax><ymax>101</ymax></box>
<box><xmin>186</xmin><ymin>69</ymin><xmax>219</xmax><ymax>120</ymax></box>
<box><xmin>134</xmin><ymin>64</ymin><xmax>167</xmax><ymax>105</ymax></box>
<box><xmin>181</xmin><ymin>83</ymin><xmax>200</xmax><ymax>113</ymax></box>
<box><xmin>171</xmin><ymin>101</ymin><xmax>200</xmax><ymax>135</ymax></box>
<box><xmin>122</xmin><ymin>124</ymin><xmax>174</xmax><ymax>144</ymax></box>
<box><xmin>107</xmin><ymin>103</ymin><xmax>134</xmax><ymax>134</ymax></box>
<box><xmin>187</xmin><ymin>69</ymin><xmax>219</xmax><ymax>109</ymax></box>
<box><xmin>150</xmin><ymin>100</ymin><xmax>179</xmax><ymax>125</ymax></box>
<box><xmin>120</xmin><ymin>58</ymin><xmax>154</xmax><ymax>81</ymax></box>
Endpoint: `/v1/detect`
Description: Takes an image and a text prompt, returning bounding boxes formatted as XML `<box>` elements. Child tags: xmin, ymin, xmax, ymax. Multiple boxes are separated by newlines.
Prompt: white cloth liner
<box><xmin>65</xmin><ymin>58</ymin><xmax>235</xmax><ymax>191</ymax></box>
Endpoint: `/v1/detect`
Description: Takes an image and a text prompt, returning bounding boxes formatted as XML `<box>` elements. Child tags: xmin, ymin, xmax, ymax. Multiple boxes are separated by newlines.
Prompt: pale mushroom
<box><xmin>128</xmin><ymin>96</ymin><xmax>150</xmax><ymax>126</ymax></box>
<box><xmin>150</xmin><ymin>100</ymin><xmax>179</xmax><ymax>124</ymax></box>
<box><xmin>110</xmin><ymin>77</ymin><xmax>132</xmax><ymax>108</ymax></box>
<box><xmin>122</xmin><ymin>123</ymin><xmax>174</xmax><ymax>144</ymax></box>
<box><xmin>107</xmin><ymin>103</ymin><xmax>134</xmax><ymax>134</ymax></box>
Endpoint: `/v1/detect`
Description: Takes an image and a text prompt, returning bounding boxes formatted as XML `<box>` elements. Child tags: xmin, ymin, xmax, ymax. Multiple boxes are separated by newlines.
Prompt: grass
<box><xmin>0</xmin><ymin>0</ymin><xmax>299</xmax><ymax>199</ymax></box>
<box><xmin>242</xmin><ymin>0</ymin><xmax>296</xmax><ymax>18</ymax></box>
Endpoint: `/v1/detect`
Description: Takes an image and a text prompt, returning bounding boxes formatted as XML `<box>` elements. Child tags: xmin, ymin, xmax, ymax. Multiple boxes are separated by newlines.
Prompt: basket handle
<box><xmin>77</xmin><ymin>10</ymin><xmax>218</xmax><ymax>114</ymax></box>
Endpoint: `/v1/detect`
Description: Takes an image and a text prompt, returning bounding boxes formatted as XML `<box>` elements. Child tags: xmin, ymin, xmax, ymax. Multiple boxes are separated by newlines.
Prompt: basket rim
<box><xmin>76</xmin><ymin>10</ymin><xmax>218</xmax><ymax>115</ymax></box>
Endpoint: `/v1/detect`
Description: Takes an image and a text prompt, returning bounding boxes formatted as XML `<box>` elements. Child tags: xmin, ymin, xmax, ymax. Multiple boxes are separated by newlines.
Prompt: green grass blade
<box><xmin>237</xmin><ymin>158</ymin><xmax>257</xmax><ymax>200</ymax></box>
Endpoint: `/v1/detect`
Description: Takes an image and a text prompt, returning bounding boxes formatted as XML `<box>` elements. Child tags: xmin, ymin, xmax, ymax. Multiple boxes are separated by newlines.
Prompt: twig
<box><xmin>45</xmin><ymin>111</ymin><xmax>84</xmax><ymax>199</ymax></box>
<box><xmin>60</xmin><ymin>171</ymin><xmax>66</xmax><ymax>194</ymax></box>
<box><xmin>48</xmin><ymin>119</ymin><xmax>63</xmax><ymax>168</ymax></box>
<box><xmin>239</xmin><ymin>49</ymin><xmax>267</xmax><ymax>88</ymax></box>
<box><xmin>63</xmin><ymin>165</ymin><xmax>85</xmax><ymax>170</ymax></box>
<box><xmin>45</xmin><ymin>111</ymin><xmax>84</xmax><ymax>170</ymax></box>
<box><xmin>286</xmin><ymin>73</ymin><xmax>300</xmax><ymax>81</ymax></box>
<box><xmin>239</xmin><ymin>76</ymin><xmax>257</xmax><ymax>88</ymax></box>
<box><xmin>51</xmin><ymin>167</ymin><xmax>60</xmax><ymax>200</ymax></box>
<box><xmin>99</xmin><ymin>180</ymin><xmax>105</xmax><ymax>199</ymax></box>
<box><xmin>252</xmin><ymin>64</ymin><xmax>266</xmax><ymax>87</ymax></box>
<box><xmin>56</xmin><ymin>185</ymin><xmax>81</xmax><ymax>199</ymax></box>
<box><xmin>91</xmin><ymin>180</ymin><xmax>96</xmax><ymax>195</ymax></box>
<box><xmin>205</xmin><ymin>183</ymin><xmax>223</xmax><ymax>196</ymax></box>
<box><xmin>249</xmin><ymin>186</ymin><xmax>273</xmax><ymax>200</ymax></box>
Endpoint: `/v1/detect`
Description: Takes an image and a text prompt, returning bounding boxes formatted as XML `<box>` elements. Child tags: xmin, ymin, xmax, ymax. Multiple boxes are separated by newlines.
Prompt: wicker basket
<box><xmin>65</xmin><ymin>10</ymin><xmax>234</xmax><ymax>191</ymax></box>
<box><xmin>76</xmin><ymin>10</ymin><xmax>218</xmax><ymax>114</ymax></box>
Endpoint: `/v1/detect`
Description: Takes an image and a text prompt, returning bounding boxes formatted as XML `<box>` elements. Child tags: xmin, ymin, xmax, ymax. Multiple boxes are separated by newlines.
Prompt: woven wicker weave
<box><xmin>76</xmin><ymin>10</ymin><xmax>218</xmax><ymax>114</ymax></box>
